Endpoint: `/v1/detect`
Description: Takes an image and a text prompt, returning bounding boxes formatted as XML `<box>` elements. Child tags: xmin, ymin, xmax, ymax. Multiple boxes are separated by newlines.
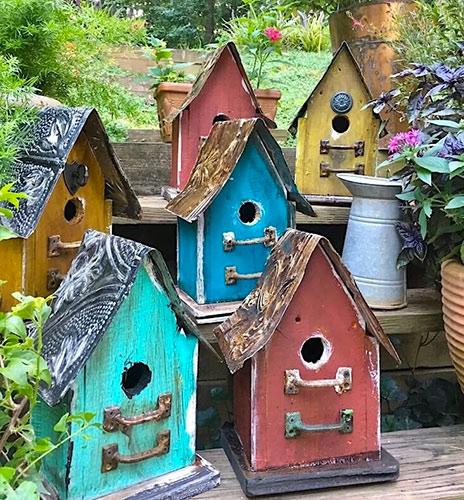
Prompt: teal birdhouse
<box><xmin>166</xmin><ymin>118</ymin><xmax>314</xmax><ymax>321</ymax></box>
<box><xmin>34</xmin><ymin>230</ymin><xmax>219</xmax><ymax>499</ymax></box>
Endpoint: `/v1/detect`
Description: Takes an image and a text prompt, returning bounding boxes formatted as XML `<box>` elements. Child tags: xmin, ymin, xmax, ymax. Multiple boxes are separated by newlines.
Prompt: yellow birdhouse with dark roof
<box><xmin>0</xmin><ymin>107</ymin><xmax>140</xmax><ymax>311</ymax></box>
<box><xmin>289</xmin><ymin>42</ymin><xmax>382</xmax><ymax>197</ymax></box>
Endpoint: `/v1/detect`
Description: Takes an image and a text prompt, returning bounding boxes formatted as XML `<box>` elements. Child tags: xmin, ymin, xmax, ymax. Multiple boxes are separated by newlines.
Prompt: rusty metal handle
<box><xmin>285</xmin><ymin>368</ymin><xmax>352</xmax><ymax>395</ymax></box>
<box><xmin>225</xmin><ymin>266</ymin><xmax>262</xmax><ymax>285</ymax></box>
<box><xmin>223</xmin><ymin>226</ymin><xmax>277</xmax><ymax>252</ymax></box>
<box><xmin>285</xmin><ymin>410</ymin><xmax>353</xmax><ymax>438</ymax></box>
<box><xmin>101</xmin><ymin>430</ymin><xmax>170</xmax><ymax>472</ymax></box>
<box><xmin>103</xmin><ymin>393</ymin><xmax>171</xmax><ymax>435</ymax></box>
<box><xmin>320</xmin><ymin>162</ymin><xmax>365</xmax><ymax>178</ymax></box>
<box><xmin>320</xmin><ymin>140</ymin><xmax>365</xmax><ymax>157</ymax></box>
<box><xmin>48</xmin><ymin>235</ymin><xmax>81</xmax><ymax>257</ymax></box>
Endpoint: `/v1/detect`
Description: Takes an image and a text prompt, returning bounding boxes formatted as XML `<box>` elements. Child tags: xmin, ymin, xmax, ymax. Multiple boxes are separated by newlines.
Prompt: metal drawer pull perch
<box><xmin>285</xmin><ymin>367</ymin><xmax>352</xmax><ymax>395</ymax></box>
<box><xmin>320</xmin><ymin>162</ymin><xmax>365</xmax><ymax>178</ymax></box>
<box><xmin>103</xmin><ymin>393</ymin><xmax>172</xmax><ymax>436</ymax></box>
<box><xmin>285</xmin><ymin>409</ymin><xmax>353</xmax><ymax>438</ymax></box>
<box><xmin>320</xmin><ymin>140</ymin><xmax>365</xmax><ymax>157</ymax></box>
<box><xmin>223</xmin><ymin>227</ymin><xmax>277</xmax><ymax>252</ymax></box>
<box><xmin>225</xmin><ymin>266</ymin><xmax>262</xmax><ymax>285</ymax></box>
<box><xmin>101</xmin><ymin>430</ymin><xmax>170</xmax><ymax>472</ymax></box>
<box><xmin>48</xmin><ymin>235</ymin><xmax>82</xmax><ymax>257</ymax></box>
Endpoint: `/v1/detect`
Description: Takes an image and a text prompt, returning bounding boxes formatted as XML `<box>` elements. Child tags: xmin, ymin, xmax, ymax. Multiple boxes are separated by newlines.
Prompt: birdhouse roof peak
<box><xmin>166</xmin><ymin>42</ymin><xmax>275</xmax><ymax>128</ymax></box>
<box><xmin>214</xmin><ymin>229</ymin><xmax>400</xmax><ymax>374</ymax></box>
<box><xmin>289</xmin><ymin>41</ymin><xmax>375</xmax><ymax>134</ymax></box>
<box><xmin>166</xmin><ymin>118</ymin><xmax>314</xmax><ymax>221</ymax></box>
<box><xmin>0</xmin><ymin>107</ymin><xmax>140</xmax><ymax>239</ymax></box>
<box><xmin>39</xmin><ymin>230</ymin><xmax>208</xmax><ymax>407</ymax></box>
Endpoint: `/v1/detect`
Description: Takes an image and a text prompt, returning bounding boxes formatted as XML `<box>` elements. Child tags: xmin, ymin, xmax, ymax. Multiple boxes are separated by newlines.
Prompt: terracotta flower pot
<box><xmin>154</xmin><ymin>82</ymin><xmax>193</xmax><ymax>143</ymax></box>
<box><xmin>254</xmin><ymin>88</ymin><xmax>281</xmax><ymax>122</ymax></box>
<box><xmin>441</xmin><ymin>260</ymin><xmax>464</xmax><ymax>392</ymax></box>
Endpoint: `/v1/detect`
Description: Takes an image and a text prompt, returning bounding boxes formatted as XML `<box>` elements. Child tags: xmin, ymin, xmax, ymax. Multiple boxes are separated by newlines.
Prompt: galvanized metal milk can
<box><xmin>337</xmin><ymin>173</ymin><xmax>406</xmax><ymax>310</ymax></box>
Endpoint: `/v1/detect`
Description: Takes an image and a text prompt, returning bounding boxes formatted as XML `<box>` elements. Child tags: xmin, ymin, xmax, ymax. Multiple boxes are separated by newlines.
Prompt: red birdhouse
<box><xmin>214</xmin><ymin>229</ymin><xmax>401</xmax><ymax>496</ymax></box>
<box><xmin>166</xmin><ymin>42</ymin><xmax>274</xmax><ymax>192</ymax></box>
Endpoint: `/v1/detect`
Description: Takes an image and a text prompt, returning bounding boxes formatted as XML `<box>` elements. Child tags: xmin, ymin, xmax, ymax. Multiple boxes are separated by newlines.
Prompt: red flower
<box><xmin>263</xmin><ymin>27</ymin><xmax>282</xmax><ymax>43</ymax></box>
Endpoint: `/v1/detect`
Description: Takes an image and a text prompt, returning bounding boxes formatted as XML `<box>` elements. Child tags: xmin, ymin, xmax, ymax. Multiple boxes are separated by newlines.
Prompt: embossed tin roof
<box><xmin>166</xmin><ymin>42</ymin><xmax>275</xmax><ymax>128</ymax></box>
<box><xmin>166</xmin><ymin>118</ymin><xmax>315</xmax><ymax>222</ymax></box>
<box><xmin>40</xmin><ymin>230</ymin><xmax>210</xmax><ymax>406</ymax></box>
<box><xmin>214</xmin><ymin>229</ymin><xmax>400</xmax><ymax>374</ymax></box>
<box><xmin>288</xmin><ymin>42</ymin><xmax>375</xmax><ymax>135</ymax></box>
<box><xmin>0</xmin><ymin>107</ymin><xmax>141</xmax><ymax>238</ymax></box>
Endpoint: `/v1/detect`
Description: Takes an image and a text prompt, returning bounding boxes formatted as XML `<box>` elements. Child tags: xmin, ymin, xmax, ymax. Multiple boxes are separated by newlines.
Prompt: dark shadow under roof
<box><xmin>214</xmin><ymin>229</ymin><xmax>400</xmax><ymax>374</ymax></box>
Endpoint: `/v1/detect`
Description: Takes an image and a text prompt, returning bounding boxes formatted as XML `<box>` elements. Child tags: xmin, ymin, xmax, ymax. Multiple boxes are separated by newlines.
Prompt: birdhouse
<box><xmin>0</xmin><ymin>106</ymin><xmax>140</xmax><ymax>311</ymax></box>
<box><xmin>215</xmin><ymin>229</ymin><xmax>400</xmax><ymax>496</ymax></box>
<box><xmin>289</xmin><ymin>42</ymin><xmax>382</xmax><ymax>198</ymax></box>
<box><xmin>34</xmin><ymin>230</ymin><xmax>220</xmax><ymax>499</ymax></box>
<box><xmin>166</xmin><ymin>42</ymin><xmax>275</xmax><ymax>192</ymax></box>
<box><xmin>166</xmin><ymin>119</ymin><xmax>314</xmax><ymax>320</ymax></box>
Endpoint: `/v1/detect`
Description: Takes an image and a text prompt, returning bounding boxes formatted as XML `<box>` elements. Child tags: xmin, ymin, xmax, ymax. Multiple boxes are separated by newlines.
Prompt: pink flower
<box><xmin>263</xmin><ymin>27</ymin><xmax>282</xmax><ymax>43</ymax></box>
<box><xmin>388</xmin><ymin>129</ymin><xmax>421</xmax><ymax>154</ymax></box>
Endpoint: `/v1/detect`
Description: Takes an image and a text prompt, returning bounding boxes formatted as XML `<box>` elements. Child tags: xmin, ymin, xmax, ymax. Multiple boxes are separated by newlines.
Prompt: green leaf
<box><xmin>416</xmin><ymin>167</ymin><xmax>432</xmax><ymax>185</ymax></box>
<box><xmin>449</xmin><ymin>160</ymin><xmax>464</xmax><ymax>172</ymax></box>
<box><xmin>423</xmin><ymin>199</ymin><xmax>432</xmax><ymax>218</ymax></box>
<box><xmin>0</xmin><ymin>359</ymin><xmax>30</xmax><ymax>386</ymax></box>
<box><xmin>396</xmin><ymin>190</ymin><xmax>417</xmax><ymax>201</ymax></box>
<box><xmin>419</xmin><ymin>208</ymin><xmax>428</xmax><ymax>239</ymax></box>
<box><xmin>0</xmin><ymin>226</ymin><xmax>17</xmax><ymax>242</ymax></box>
<box><xmin>4</xmin><ymin>315</ymin><xmax>26</xmax><ymax>338</ymax></box>
<box><xmin>414</xmin><ymin>156</ymin><xmax>450</xmax><ymax>173</ymax></box>
<box><xmin>427</xmin><ymin>119</ymin><xmax>461</xmax><ymax>129</ymax></box>
<box><xmin>445</xmin><ymin>196</ymin><xmax>464</xmax><ymax>210</ymax></box>
<box><xmin>53</xmin><ymin>413</ymin><xmax>70</xmax><ymax>433</ymax></box>
<box><xmin>0</xmin><ymin>467</ymin><xmax>15</xmax><ymax>482</ymax></box>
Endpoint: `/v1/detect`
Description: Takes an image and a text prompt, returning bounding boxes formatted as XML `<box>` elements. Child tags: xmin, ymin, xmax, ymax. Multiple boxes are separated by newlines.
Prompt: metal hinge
<box><xmin>320</xmin><ymin>140</ymin><xmax>365</xmax><ymax>157</ymax></box>
<box><xmin>48</xmin><ymin>235</ymin><xmax>82</xmax><ymax>257</ymax></box>
<box><xmin>285</xmin><ymin>409</ymin><xmax>353</xmax><ymax>438</ymax></box>
<box><xmin>285</xmin><ymin>368</ymin><xmax>352</xmax><ymax>395</ymax></box>
<box><xmin>223</xmin><ymin>226</ymin><xmax>277</xmax><ymax>252</ymax></box>
<box><xmin>47</xmin><ymin>269</ymin><xmax>65</xmax><ymax>290</ymax></box>
<box><xmin>320</xmin><ymin>162</ymin><xmax>365</xmax><ymax>178</ymax></box>
<box><xmin>225</xmin><ymin>266</ymin><xmax>262</xmax><ymax>285</ymax></box>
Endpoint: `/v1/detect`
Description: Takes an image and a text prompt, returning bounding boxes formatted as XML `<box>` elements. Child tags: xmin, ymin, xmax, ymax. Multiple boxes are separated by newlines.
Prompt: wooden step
<box><xmin>113</xmin><ymin>195</ymin><xmax>351</xmax><ymax>225</ymax></box>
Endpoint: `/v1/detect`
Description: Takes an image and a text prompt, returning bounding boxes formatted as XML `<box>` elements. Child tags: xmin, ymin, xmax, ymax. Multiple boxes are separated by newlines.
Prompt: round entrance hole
<box><xmin>301</xmin><ymin>337</ymin><xmax>325</xmax><ymax>364</ymax></box>
<box><xmin>121</xmin><ymin>362</ymin><xmax>152</xmax><ymax>399</ymax></box>
<box><xmin>238</xmin><ymin>201</ymin><xmax>260</xmax><ymax>224</ymax></box>
<box><xmin>64</xmin><ymin>198</ymin><xmax>84</xmax><ymax>224</ymax></box>
<box><xmin>332</xmin><ymin>115</ymin><xmax>350</xmax><ymax>134</ymax></box>
<box><xmin>212</xmin><ymin>113</ymin><xmax>230</xmax><ymax>124</ymax></box>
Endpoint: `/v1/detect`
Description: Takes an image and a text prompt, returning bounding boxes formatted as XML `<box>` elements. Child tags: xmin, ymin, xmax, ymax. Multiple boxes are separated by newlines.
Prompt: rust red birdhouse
<box><xmin>166</xmin><ymin>42</ymin><xmax>274</xmax><ymax>192</ymax></box>
<box><xmin>214</xmin><ymin>229</ymin><xmax>400</xmax><ymax>496</ymax></box>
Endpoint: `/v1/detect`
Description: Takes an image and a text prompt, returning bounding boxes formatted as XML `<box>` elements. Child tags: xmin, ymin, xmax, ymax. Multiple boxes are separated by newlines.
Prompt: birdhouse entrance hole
<box><xmin>332</xmin><ymin>115</ymin><xmax>350</xmax><ymax>134</ymax></box>
<box><xmin>300</xmin><ymin>336</ymin><xmax>330</xmax><ymax>368</ymax></box>
<box><xmin>121</xmin><ymin>362</ymin><xmax>152</xmax><ymax>399</ymax></box>
<box><xmin>238</xmin><ymin>201</ymin><xmax>260</xmax><ymax>225</ymax></box>
<box><xmin>64</xmin><ymin>198</ymin><xmax>85</xmax><ymax>224</ymax></box>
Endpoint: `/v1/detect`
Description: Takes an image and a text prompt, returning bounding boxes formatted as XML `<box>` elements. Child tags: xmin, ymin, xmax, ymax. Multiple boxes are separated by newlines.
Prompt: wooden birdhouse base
<box><xmin>177</xmin><ymin>287</ymin><xmax>241</xmax><ymax>324</ymax></box>
<box><xmin>221</xmin><ymin>424</ymin><xmax>399</xmax><ymax>497</ymax></box>
<box><xmin>43</xmin><ymin>455</ymin><xmax>219</xmax><ymax>500</ymax></box>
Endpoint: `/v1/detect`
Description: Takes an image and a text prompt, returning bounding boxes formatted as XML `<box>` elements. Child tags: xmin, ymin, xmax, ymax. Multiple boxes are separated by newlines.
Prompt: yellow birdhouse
<box><xmin>0</xmin><ymin>107</ymin><xmax>140</xmax><ymax>311</ymax></box>
<box><xmin>289</xmin><ymin>42</ymin><xmax>382</xmax><ymax>197</ymax></box>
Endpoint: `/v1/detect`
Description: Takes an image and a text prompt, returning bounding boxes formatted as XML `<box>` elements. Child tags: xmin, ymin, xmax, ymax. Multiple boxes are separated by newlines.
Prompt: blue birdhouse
<box><xmin>33</xmin><ymin>230</ymin><xmax>219</xmax><ymax>499</ymax></box>
<box><xmin>166</xmin><ymin>118</ymin><xmax>314</xmax><ymax>320</ymax></box>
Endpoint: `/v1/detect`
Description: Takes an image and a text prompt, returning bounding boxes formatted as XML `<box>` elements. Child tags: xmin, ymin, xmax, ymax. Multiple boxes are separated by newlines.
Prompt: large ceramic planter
<box><xmin>441</xmin><ymin>260</ymin><xmax>464</xmax><ymax>392</ymax></box>
<box><xmin>254</xmin><ymin>88</ymin><xmax>282</xmax><ymax>122</ymax></box>
<box><xmin>154</xmin><ymin>82</ymin><xmax>193</xmax><ymax>142</ymax></box>
<box><xmin>329</xmin><ymin>0</ymin><xmax>415</xmax><ymax>136</ymax></box>
<box><xmin>338</xmin><ymin>173</ymin><xmax>406</xmax><ymax>309</ymax></box>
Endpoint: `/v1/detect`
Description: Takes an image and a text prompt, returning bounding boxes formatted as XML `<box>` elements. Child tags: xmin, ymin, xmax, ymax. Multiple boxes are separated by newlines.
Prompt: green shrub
<box><xmin>282</xmin><ymin>11</ymin><xmax>330</xmax><ymax>53</ymax></box>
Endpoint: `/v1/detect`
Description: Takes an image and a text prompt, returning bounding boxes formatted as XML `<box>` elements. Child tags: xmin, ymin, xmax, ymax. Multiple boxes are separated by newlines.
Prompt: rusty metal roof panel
<box><xmin>166</xmin><ymin>42</ymin><xmax>275</xmax><ymax>128</ymax></box>
<box><xmin>214</xmin><ymin>229</ymin><xmax>400</xmax><ymax>374</ymax></box>
<box><xmin>289</xmin><ymin>41</ymin><xmax>374</xmax><ymax>135</ymax></box>
<box><xmin>166</xmin><ymin>118</ymin><xmax>314</xmax><ymax>222</ymax></box>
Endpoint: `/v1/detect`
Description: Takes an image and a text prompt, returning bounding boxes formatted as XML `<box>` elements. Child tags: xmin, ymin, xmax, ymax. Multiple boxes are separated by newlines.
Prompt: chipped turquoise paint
<box><xmin>178</xmin><ymin>218</ymin><xmax>198</xmax><ymax>301</ymax></box>
<box><xmin>37</xmin><ymin>262</ymin><xmax>198</xmax><ymax>499</ymax></box>
<box><xmin>203</xmin><ymin>138</ymin><xmax>291</xmax><ymax>302</ymax></box>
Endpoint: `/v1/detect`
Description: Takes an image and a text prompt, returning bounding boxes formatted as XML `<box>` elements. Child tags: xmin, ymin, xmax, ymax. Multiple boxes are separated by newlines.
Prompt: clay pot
<box><xmin>441</xmin><ymin>260</ymin><xmax>464</xmax><ymax>391</ymax></box>
<box><xmin>154</xmin><ymin>82</ymin><xmax>193</xmax><ymax>142</ymax></box>
<box><xmin>254</xmin><ymin>88</ymin><xmax>282</xmax><ymax>122</ymax></box>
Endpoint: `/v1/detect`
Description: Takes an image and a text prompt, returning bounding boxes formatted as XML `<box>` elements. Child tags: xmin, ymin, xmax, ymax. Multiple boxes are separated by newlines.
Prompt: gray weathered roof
<box><xmin>0</xmin><ymin>107</ymin><xmax>141</xmax><ymax>238</ymax></box>
<box><xmin>40</xmin><ymin>230</ymin><xmax>209</xmax><ymax>406</ymax></box>
<box><xmin>214</xmin><ymin>229</ymin><xmax>400</xmax><ymax>373</ymax></box>
<box><xmin>166</xmin><ymin>118</ymin><xmax>315</xmax><ymax>222</ymax></box>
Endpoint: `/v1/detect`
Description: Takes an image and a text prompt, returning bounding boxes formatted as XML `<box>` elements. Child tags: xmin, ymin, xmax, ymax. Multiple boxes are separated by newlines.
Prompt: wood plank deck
<box><xmin>113</xmin><ymin>195</ymin><xmax>351</xmax><ymax>226</ymax></box>
<box><xmin>198</xmin><ymin>424</ymin><xmax>464</xmax><ymax>499</ymax></box>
